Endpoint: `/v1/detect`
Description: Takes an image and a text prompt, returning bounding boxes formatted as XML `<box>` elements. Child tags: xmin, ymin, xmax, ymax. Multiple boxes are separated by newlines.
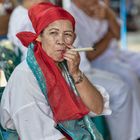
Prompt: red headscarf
<box><xmin>16</xmin><ymin>2</ymin><xmax>75</xmax><ymax>47</ymax></box>
<box><xmin>17</xmin><ymin>2</ymin><xmax>89</xmax><ymax>123</ymax></box>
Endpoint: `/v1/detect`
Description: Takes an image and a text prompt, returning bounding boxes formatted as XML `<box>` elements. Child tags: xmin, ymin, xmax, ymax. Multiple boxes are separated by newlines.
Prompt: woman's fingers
<box><xmin>64</xmin><ymin>49</ymin><xmax>80</xmax><ymax>61</ymax></box>
<box><xmin>63</xmin><ymin>49</ymin><xmax>80</xmax><ymax>74</ymax></box>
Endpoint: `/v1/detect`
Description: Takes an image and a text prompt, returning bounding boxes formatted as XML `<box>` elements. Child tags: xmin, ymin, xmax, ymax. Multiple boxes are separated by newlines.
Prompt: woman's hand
<box><xmin>63</xmin><ymin>46</ymin><xmax>81</xmax><ymax>76</ymax></box>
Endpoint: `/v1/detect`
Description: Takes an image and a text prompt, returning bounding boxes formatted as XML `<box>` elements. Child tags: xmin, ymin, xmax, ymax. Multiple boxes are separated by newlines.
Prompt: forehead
<box><xmin>46</xmin><ymin>20</ymin><xmax>74</xmax><ymax>31</ymax></box>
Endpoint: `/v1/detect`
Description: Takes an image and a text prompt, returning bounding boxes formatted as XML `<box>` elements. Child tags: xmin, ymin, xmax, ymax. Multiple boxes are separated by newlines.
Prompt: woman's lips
<box><xmin>57</xmin><ymin>50</ymin><xmax>66</xmax><ymax>58</ymax></box>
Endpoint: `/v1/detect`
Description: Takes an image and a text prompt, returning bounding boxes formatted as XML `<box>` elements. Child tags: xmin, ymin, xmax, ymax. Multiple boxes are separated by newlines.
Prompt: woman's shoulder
<box><xmin>1</xmin><ymin>60</ymin><xmax>46</xmax><ymax>117</ymax></box>
<box><xmin>13</xmin><ymin>60</ymin><xmax>32</xmax><ymax>75</ymax></box>
<box><xmin>7</xmin><ymin>60</ymin><xmax>35</xmax><ymax>87</ymax></box>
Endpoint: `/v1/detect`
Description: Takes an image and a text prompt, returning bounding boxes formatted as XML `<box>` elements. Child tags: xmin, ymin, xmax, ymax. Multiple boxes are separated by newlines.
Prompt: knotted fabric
<box><xmin>33</xmin><ymin>42</ymin><xmax>89</xmax><ymax>122</ymax></box>
<box><xmin>16</xmin><ymin>2</ymin><xmax>75</xmax><ymax>47</ymax></box>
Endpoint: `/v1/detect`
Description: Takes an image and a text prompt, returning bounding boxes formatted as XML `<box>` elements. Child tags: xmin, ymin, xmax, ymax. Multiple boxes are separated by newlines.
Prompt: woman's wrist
<box><xmin>72</xmin><ymin>70</ymin><xmax>84</xmax><ymax>85</ymax></box>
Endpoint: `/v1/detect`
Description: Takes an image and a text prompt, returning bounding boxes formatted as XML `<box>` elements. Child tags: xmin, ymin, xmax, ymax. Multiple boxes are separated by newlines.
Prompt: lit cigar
<box><xmin>71</xmin><ymin>47</ymin><xmax>96</xmax><ymax>52</ymax></box>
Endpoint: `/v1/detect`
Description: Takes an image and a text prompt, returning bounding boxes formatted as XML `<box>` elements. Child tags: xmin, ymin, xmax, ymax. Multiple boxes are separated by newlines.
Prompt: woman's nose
<box><xmin>56</xmin><ymin>34</ymin><xmax>65</xmax><ymax>44</ymax></box>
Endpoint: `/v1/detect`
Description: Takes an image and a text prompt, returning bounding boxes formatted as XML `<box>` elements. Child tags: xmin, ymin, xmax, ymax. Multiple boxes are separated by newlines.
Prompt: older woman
<box><xmin>0</xmin><ymin>2</ymin><xmax>111</xmax><ymax>140</ymax></box>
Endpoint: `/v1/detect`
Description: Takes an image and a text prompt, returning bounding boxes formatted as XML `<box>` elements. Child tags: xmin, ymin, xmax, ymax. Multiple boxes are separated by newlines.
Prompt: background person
<box><xmin>7</xmin><ymin>0</ymin><xmax>50</xmax><ymax>61</ymax></box>
<box><xmin>67</xmin><ymin>0</ymin><xmax>140</xmax><ymax>140</ymax></box>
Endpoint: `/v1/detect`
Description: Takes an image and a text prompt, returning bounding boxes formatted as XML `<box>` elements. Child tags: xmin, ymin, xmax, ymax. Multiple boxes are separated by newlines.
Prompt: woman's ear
<box><xmin>36</xmin><ymin>35</ymin><xmax>42</xmax><ymax>42</ymax></box>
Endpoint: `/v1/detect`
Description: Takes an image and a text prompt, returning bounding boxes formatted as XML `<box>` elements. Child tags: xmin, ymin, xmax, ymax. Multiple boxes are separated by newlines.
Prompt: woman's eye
<box><xmin>64</xmin><ymin>33</ymin><xmax>73</xmax><ymax>37</ymax></box>
<box><xmin>49</xmin><ymin>32</ymin><xmax>58</xmax><ymax>35</ymax></box>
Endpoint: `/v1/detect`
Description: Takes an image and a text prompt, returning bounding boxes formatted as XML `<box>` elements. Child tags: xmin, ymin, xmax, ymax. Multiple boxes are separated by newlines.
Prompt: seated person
<box><xmin>0</xmin><ymin>2</ymin><xmax>111</xmax><ymax>140</ymax></box>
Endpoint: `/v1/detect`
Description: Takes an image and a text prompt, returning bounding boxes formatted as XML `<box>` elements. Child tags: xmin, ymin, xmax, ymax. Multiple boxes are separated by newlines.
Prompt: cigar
<box><xmin>71</xmin><ymin>47</ymin><xmax>96</xmax><ymax>52</ymax></box>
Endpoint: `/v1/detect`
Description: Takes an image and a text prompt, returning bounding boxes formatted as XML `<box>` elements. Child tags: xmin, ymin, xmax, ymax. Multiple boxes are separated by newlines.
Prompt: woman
<box><xmin>0</xmin><ymin>2</ymin><xmax>111</xmax><ymax>140</ymax></box>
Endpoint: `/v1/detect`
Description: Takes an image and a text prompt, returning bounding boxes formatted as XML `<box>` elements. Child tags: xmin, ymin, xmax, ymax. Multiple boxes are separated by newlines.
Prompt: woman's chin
<box><xmin>58</xmin><ymin>58</ymin><xmax>65</xmax><ymax>62</ymax></box>
<box><xmin>54</xmin><ymin>57</ymin><xmax>65</xmax><ymax>62</ymax></box>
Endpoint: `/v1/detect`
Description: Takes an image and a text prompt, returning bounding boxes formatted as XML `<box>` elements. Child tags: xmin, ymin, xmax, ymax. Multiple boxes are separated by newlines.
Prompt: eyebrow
<box><xmin>48</xmin><ymin>28</ymin><xmax>73</xmax><ymax>32</ymax></box>
<box><xmin>48</xmin><ymin>28</ymin><xmax>59</xmax><ymax>31</ymax></box>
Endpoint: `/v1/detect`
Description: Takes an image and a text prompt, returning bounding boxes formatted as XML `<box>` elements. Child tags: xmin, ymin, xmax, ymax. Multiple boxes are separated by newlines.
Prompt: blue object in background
<box><xmin>0</xmin><ymin>35</ymin><xmax>7</xmax><ymax>41</ymax></box>
<box><xmin>120</xmin><ymin>0</ymin><xmax>127</xmax><ymax>49</ymax></box>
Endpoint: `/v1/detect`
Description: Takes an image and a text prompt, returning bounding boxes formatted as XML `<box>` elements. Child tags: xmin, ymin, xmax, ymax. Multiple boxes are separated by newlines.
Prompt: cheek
<box><xmin>41</xmin><ymin>37</ymin><xmax>63</xmax><ymax>60</ymax></box>
<box><xmin>42</xmin><ymin>42</ymin><xmax>56</xmax><ymax>57</ymax></box>
<box><xmin>42</xmin><ymin>38</ymin><xmax>55</xmax><ymax>49</ymax></box>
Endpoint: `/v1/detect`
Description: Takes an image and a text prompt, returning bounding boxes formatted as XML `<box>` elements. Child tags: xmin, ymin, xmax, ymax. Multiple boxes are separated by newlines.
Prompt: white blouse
<box><xmin>0</xmin><ymin>60</ymin><xmax>111</xmax><ymax>140</ymax></box>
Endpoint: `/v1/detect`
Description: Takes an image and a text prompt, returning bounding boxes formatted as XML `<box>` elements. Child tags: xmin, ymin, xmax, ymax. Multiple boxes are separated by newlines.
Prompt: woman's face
<box><xmin>39</xmin><ymin>20</ymin><xmax>75</xmax><ymax>62</ymax></box>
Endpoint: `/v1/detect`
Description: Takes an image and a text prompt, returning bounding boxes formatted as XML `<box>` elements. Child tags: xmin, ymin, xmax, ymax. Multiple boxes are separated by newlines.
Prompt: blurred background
<box><xmin>0</xmin><ymin>0</ymin><xmax>140</xmax><ymax>51</ymax></box>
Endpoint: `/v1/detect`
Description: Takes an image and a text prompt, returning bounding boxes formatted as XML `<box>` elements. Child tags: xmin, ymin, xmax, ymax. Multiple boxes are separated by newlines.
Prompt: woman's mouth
<box><xmin>57</xmin><ymin>49</ymin><xmax>66</xmax><ymax>58</ymax></box>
